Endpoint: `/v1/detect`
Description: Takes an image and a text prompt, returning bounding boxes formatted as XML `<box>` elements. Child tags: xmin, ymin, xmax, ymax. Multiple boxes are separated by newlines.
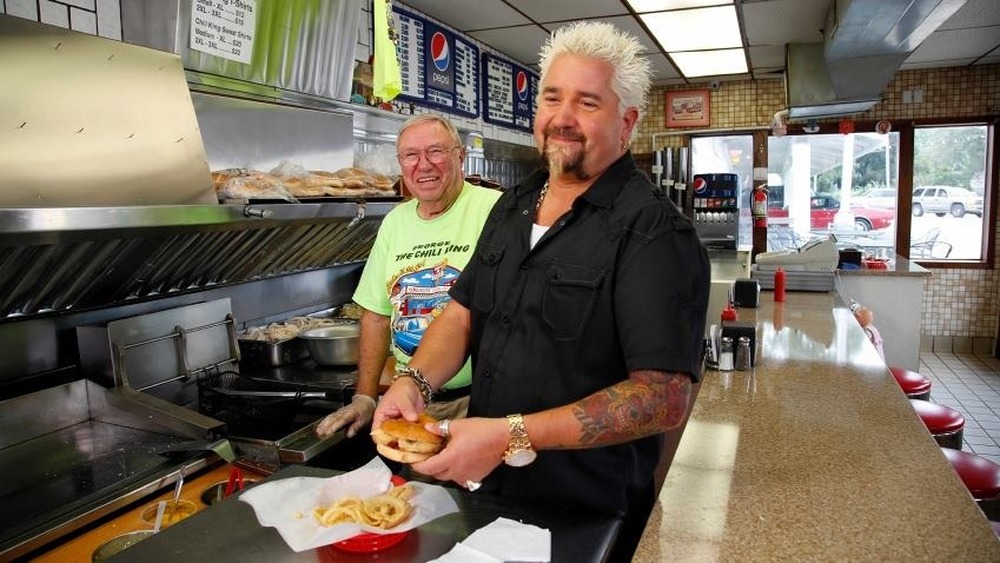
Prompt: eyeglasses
<box><xmin>397</xmin><ymin>145</ymin><xmax>459</xmax><ymax>167</ymax></box>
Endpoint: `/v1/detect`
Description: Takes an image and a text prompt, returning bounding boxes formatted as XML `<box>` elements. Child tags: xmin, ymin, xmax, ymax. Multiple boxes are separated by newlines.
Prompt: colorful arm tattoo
<box><xmin>574</xmin><ymin>370</ymin><xmax>692</xmax><ymax>446</ymax></box>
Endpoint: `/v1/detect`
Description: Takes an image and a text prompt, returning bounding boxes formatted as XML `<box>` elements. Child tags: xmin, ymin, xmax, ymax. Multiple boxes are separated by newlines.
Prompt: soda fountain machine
<box><xmin>692</xmin><ymin>173</ymin><xmax>739</xmax><ymax>249</ymax></box>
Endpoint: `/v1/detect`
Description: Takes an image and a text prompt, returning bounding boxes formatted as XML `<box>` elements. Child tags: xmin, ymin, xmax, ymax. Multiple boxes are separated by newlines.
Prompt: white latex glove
<box><xmin>315</xmin><ymin>394</ymin><xmax>377</xmax><ymax>439</ymax></box>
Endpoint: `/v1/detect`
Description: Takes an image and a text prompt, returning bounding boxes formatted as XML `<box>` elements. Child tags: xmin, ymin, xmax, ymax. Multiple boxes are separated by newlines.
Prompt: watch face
<box><xmin>505</xmin><ymin>449</ymin><xmax>537</xmax><ymax>467</ymax></box>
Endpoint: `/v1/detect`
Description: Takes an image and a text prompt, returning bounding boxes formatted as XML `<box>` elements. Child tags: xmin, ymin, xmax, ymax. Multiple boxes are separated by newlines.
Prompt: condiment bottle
<box><xmin>774</xmin><ymin>267</ymin><xmax>786</xmax><ymax>302</ymax></box>
<box><xmin>736</xmin><ymin>336</ymin><xmax>752</xmax><ymax>371</ymax></box>
<box><xmin>719</xmin><ymin>337</ymin><xmax>734</xmax><ymax>371</ymax></box>
<box><xmin>721</xmin><ymin>303</ymin><xmax>738</xmax><ymax>322</ymax></box>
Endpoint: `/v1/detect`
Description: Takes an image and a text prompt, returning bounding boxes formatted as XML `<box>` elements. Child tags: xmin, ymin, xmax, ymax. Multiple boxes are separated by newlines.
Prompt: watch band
<box><xmin>503</xmin><ymin>413</ymin><xmax>537</xmax><ymax>466</ymax></box>
<box><xmin>392</xmin><ymin>366</ymin><xmax>433</xmax><ymax>404</ymax></box>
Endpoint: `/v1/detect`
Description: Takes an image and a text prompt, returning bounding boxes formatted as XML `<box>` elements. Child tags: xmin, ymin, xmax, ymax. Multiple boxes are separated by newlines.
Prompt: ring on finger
<box><xmin>465</xmin><ymin>480</ymin><xmax>481</xmax><ymax>492</ymax></box>
<box><xmin>439</xmin><ymin>419</ymin><xmax>451</xmax><ymax>439</ymax></box>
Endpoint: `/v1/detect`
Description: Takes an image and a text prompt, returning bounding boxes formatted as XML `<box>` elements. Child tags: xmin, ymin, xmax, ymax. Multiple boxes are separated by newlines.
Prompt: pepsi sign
<box><xmin>516</xmin><ymin>70</ymin><xmax>529</xmax><ymax>102</ymax></box>
<box><xmin>424</xmin><ymin>24</ymin><xmax>454</xmax><ymax>92</ymax></box>
<box><xmin>430</xmin><ymin>31</ymin><xmax>450</xmax><ymax>72</ymax></box>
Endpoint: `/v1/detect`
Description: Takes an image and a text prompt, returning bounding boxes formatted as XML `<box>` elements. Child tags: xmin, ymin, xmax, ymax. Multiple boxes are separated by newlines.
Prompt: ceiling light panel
<box><xmin>626</xmin><ymin>0</ymin><xmax>732</xmax><ymax>13</ymax></box>
<box><xmin>640</xmin><ymin>6</ymin><xmax>742</xmax><ymax>52</ymax></box>
<box><xmin>671</xmin><ymin>48</ymin><xmax>748</xmax><ymax>77</ymax></box>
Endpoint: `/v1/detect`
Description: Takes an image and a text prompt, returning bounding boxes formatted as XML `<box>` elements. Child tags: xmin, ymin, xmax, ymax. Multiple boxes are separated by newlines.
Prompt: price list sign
<box><xmin>393</xmin><ymin>7</ymin><xmax>479</xmax><ymax>118</ymax></box>
<box><xmin>189</xmin><ymin>0</ymin><xmax>256</xmax><ymax>64</ymax></box>
<box><xmin>482</xmin><ymin>53</ymin><xmax>537</xmax><ymax>132</ymax></box>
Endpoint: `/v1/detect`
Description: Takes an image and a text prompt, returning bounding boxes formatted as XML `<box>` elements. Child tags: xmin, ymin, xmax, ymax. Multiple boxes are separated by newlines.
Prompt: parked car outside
<box><xmin>768</xmin><ymin>195</ymin><xmax>895</xmax><ymax>231</ymax></box>
<box><xmin>855</xmin><ymin>188</ymin><xmax>897</xmax><ymax>209</ymax></box>
<box><xmin>912</xmin><ymin>186</ymin><xmax>983</xmax><ymax>218</ymax></box>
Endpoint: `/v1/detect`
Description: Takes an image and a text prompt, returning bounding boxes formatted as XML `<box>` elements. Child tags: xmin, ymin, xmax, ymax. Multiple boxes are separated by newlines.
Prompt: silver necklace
<box><xmin>535</xmin><ymin>181</ymin><xmax>549</xmax><ymax>219</ymax></box>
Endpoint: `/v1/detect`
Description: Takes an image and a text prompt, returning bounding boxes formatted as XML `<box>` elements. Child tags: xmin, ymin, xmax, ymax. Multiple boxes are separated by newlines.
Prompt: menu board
<box><xmin>482</xmin><ymin>53</ymin><xmax>537</xmax><ymax>132</ymax></box>
<box><xmin>189</xmin><ymin>0</ymin><xmax>257</xmax><ymax>64</ymax></box>
<box><xmin>392</xmin><ymin>7</ymin><xmax>479</xmax><ymax>118</ymax></box>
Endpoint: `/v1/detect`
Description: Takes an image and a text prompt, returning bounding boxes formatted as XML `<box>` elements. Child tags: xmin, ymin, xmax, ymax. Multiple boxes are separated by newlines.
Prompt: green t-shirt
<box><xmin>352</xmin><ymin>182</ymin><xmax>501</xmax><ymax>390</ymax></box>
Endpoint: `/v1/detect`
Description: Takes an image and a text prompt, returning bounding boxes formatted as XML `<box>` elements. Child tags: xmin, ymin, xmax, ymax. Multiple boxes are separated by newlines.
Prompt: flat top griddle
<box><xmin>0</xmin><ymin>420</ymin><xmax>189</xmax><ymax>555</ymax></box>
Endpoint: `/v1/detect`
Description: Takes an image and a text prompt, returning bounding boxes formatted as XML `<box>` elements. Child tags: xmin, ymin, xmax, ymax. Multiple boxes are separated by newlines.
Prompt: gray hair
<box><xmin>397</xmin><ymin>114</ymin><xmax>463</xmax><ymax>148</ymax></box>
<box><xmin>537</xmin><ymin>21</ymin><xmax>652</xmax><ymax>121</ymax></box>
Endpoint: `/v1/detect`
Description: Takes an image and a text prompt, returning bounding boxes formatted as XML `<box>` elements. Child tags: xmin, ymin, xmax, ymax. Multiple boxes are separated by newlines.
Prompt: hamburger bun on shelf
<box><xmin>371</xmin><ymin>413</ymin><xmax>444</xmax><ymax>463</ymax></box>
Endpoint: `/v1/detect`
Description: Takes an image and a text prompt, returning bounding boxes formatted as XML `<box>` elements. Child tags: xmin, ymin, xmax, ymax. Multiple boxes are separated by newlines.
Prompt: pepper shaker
<box><xmin>736</xmin><ymin>336</ymin><xmax>752</xmax><ymax>371</ymax></box>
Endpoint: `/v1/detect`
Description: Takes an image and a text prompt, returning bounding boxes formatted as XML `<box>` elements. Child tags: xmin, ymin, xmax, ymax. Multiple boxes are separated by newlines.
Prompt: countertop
<box><xmin>104</xmin><ymin>464</ymin><xmax>620</xmax><ymax>562</ymax></box>
<box><xmin>634</xmin><ymin>290</ymin><xmax>1000</xmax><ymax>561</ymax></box>
<box><xmin>837</xmin><ymin>254</ymin><xmax>932</xmax><ymax>277</ymax></box>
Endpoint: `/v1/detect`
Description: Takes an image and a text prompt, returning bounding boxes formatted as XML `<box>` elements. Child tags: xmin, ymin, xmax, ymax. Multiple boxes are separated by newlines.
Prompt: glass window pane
<box><xmin>911</xmin><ymin>125</ymin><xmax>988</xmax><ymax>261</ymax></box>
<box><xmin>766</xmin><ymin>132</ymin><xmax>899</xmax><ymax>253</ymax></box>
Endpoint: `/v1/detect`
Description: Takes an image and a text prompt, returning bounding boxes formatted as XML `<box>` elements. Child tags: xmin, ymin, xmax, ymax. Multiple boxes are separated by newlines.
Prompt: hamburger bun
<box><xmin>371</xmin><ymin>413</ymin><xmax>444</xmax><ymax>464</ymax></box>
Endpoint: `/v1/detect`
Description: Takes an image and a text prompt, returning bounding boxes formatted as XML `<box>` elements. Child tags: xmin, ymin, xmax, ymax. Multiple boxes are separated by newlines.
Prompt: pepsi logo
<box><xmin>693</xmin><ymin>177</ymin><xmax>707</xmax><ymax>194</ymax></box>
<box><xmin>430</xmin><ymin>31</ymin><xmax>450</xmax><ymax>72</ymax></box>
<box><xmin>516</xmin><ymin>71</ymin><xmax>529</xmax><ymax>102</ymax></box>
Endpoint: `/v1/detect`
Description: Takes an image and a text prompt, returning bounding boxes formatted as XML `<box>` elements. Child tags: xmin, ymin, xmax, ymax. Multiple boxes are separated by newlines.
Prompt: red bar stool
<box><xmin>941</xmin><ymin>447</ymin><xmax>1000</xmax><ymax>521</ymax></box>
<box><xmin>910</xmin><ymin>399</ymin><xmax>965</xmax><ymax>450</ymax></box>
<box><xmin>889</xmin><ymin>366</ymin><xmax>932</xmax><ymax>400</ymax></box>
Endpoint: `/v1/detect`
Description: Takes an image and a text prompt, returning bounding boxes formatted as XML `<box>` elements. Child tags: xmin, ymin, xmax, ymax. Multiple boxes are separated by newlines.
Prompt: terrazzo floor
<box><xmin>920</xmin><ymin>351</ymin><xmax>1000</xmax><ymax>464</ymax></box>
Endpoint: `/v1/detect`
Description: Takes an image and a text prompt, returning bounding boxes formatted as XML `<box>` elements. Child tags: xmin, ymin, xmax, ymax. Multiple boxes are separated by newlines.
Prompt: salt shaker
<box><xmin>736</xmin><ymin>336</ymin><xmax>752</xmax><ymax>371</ymax></box>
<box><xmin>719</xmin><ymin>337</ymin><xmax>734</xmax><ymax>371</ymax></box>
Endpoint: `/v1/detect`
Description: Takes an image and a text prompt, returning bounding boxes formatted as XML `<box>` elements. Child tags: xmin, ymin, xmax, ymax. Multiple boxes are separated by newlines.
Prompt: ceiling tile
<box><xmin>742</xmin><ymin>0</ymin><xmax>828</xmax><ymax>45</ymax></box>
<box><xmin>906</xmin><ymin>27</ymin><xmax>1000</xmax><ymax>63</ymax></box>
<box><xmin>468</xmin><ymin>25</ymin><xmax>551</xmax><ymax>66</ymax></box>
<box><xmin>644</xmin><ymin>52</ymin><xmax>683</xmax><ymax>83</ymax></box>
<box><xmin>939</xmin><ymin>0</ymin><xmax>1000</xmax><ymax>30</ymax></box>
<box><xmin>506</xmin><ymin>0</ymin><xmax>629</xmax><ymax>22</ymax></box>
<box><xmin>748</xmin><ymin>44</ymin><xmax>786</xmax><ymax>69</ymax></box>
<box><xmin>396</xmin><ymin>0</ymin><xmax>530</xmax><ymax>31</ymax></box>
<box><xmin>975</xmin><ymin>56</ymin><xmax>1000</xmax><ymax>65</ymax></box>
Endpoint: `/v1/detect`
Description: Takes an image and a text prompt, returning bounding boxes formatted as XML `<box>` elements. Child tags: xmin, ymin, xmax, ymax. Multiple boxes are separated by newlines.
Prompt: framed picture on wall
<box><xmin>666</xmin><ymin>89</ymin><xmax>710</xmax><ymax>127</ymax></box>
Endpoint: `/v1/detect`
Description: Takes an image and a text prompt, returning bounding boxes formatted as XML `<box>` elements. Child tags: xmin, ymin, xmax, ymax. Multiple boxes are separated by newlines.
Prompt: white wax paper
<box><xmin>239</xmin><ymin>457</ymin><xmax>459</xmax><ymax>552</ymax></box>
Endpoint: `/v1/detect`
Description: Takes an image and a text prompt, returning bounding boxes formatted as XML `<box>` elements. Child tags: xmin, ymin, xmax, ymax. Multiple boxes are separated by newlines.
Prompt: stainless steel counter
<box><xmin>635</xmin><ymin>291</ymin><xmax>1000</xmax><ymax>561</ymax></box>
<box><xmin>108</xmin><ymin>464</ymin><xmax>621</xmax><ymax>562</ymax></box>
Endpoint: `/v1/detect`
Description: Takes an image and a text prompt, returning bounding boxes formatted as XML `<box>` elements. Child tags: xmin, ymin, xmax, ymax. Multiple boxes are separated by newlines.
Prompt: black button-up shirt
<box><xmin>450</xmin><ymin>153</ymin><xmax>710</xmax><ymax>517</ymax></box>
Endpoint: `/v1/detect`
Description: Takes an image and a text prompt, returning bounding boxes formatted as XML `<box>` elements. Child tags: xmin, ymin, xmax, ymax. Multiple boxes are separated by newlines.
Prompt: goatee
<box><xmin>542</xmin><ymin>127</ymin><xmax>589</xmax><ymax>180</ymax></box>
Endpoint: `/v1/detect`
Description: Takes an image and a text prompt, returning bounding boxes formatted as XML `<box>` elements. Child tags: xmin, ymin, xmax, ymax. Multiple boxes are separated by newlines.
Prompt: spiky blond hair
<box><xmin>537</xmin><ymin>21</ymin><xmax>652</xmax><ymax>122</ymax></box>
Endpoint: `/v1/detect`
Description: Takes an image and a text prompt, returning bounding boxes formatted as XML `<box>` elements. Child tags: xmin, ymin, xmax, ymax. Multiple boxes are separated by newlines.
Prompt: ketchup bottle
<box><xmin>774</xmin><ymin>268</ymin><xmax>786</xmax><ymax>302</ymax></box>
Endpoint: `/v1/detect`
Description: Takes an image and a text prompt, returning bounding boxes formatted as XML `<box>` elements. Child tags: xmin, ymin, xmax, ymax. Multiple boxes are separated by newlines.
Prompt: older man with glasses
<box><xmin>316</xmin><ymin>114</ymin><xmax>501</xmax><ymax>441</ymax></box>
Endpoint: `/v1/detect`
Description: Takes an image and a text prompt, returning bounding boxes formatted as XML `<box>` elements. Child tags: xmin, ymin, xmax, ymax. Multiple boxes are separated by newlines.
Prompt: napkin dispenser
<box><xmin>732</xmin><ymin>278</ymin><xmax>760</xmax><ymax>308</ymax></box>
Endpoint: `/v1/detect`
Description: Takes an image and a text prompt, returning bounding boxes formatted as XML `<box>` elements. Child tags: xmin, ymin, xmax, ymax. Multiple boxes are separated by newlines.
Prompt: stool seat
<box><xmin>910</xmin><ymin>399</ymin><xmax>965</xmax><ymax>433</ymax></box>
<box><xmin>942</xmin><ymin>448</ymin><xmax>1000</xmax><ymax>500</ymax></box>
<box><xmin>889</xmin><ymin>366</ymin><xmax>932</xmax><ymax>400</ymax></box>
<box><xmin>911</xmin><ymin>399</ymin><xmax>964</xmax><ymax>449</ymax></box>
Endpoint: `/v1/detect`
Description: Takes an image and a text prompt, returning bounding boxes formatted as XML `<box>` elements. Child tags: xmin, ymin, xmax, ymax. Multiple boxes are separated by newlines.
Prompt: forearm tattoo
<box><xmin>574</xmin><ymin>370</ymin><xmax>692</xmax><ymax>446</ymax></box>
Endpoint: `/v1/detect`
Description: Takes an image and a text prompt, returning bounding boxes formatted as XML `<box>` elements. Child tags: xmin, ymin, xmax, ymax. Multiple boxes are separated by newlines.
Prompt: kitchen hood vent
<box><xmin>785</xmin><ymin>0</ymin><xmax>968</xmax><ymax>120</ymax></box>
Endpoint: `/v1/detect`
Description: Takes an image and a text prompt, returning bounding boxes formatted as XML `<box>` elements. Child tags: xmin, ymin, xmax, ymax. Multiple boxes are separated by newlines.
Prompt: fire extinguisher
<box><xmin>751</xmin><ymin>183</ymin><xmax>768</xmax><ymax>228</ymax></box>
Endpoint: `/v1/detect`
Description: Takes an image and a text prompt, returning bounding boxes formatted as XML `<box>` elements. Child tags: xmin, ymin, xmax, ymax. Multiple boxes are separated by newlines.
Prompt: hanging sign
<box><xmin>481</xmin><ymin>53</ymin><xmax>537</xmax><ymax>132</ymax></box>
<box><xmin>393</xmin><ymin>7</ymin><xmax>479</xmax><ymax>118</ymax></box>
<box><xmin>189</xmin><ymin>0</ymin><xmax>257</xmax><ymax>64</ymax></box>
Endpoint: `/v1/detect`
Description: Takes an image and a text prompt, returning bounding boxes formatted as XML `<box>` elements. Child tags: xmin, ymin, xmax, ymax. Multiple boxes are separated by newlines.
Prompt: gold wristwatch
<box><xmin>502</xmin><ymin>413</ymin><xmax>537</xmax><ymax>467</ymax></box>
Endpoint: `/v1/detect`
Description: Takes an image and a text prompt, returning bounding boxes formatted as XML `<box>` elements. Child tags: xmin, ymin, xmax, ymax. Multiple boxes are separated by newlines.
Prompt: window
<box><xmin>766</xmin><ymin>132</ymin><xmax>900</xmax><ymax>252</ymax></box>
<box><xmin>910</xmin><ymin>124</ymin><xmax>990</xmax><ymax>262</ymax></box>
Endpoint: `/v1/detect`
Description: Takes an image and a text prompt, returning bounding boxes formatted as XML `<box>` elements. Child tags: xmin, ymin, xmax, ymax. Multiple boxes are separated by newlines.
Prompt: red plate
<box><xmin>329</xmin><ymin>475</ymin><xmax>411</xmax><ymax>554</ymax></box>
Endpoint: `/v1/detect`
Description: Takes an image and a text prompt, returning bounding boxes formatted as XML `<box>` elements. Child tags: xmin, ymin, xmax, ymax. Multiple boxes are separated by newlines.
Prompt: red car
<box><xmin>768</xmin><ymin>195</ymin><xmax>895</xmax><ymax>231</ymax></box>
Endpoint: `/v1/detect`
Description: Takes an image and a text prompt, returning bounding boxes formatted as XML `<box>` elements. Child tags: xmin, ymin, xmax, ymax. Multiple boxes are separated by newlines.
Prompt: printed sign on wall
<box><xmin>482</xmin><ymin>53</ymin><xmax>537</xmax><ymax>132</ymax></box>
<box><xmin>189</xmin><ymin>0</ymin><xmax>257</xmax><ymax>64</ymax></box>
<box><xmin>393</xmin><ymin>7</ymin><xmax>479</xmax><ymax>118</ymax></box>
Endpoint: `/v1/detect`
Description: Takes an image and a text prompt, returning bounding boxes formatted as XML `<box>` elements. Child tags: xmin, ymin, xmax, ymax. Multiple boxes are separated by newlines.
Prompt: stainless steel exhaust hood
<box><xmin>785</xmin><ymin>0</ymin><xmax>968</xmax><ymax>119</ymax></box>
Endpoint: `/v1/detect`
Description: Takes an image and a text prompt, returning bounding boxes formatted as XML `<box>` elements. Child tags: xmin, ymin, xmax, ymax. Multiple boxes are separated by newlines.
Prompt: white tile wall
<box><xmin>4</xmin><ymin>0</ymin><xmax>121</xmax><ymax>40</ymax></box>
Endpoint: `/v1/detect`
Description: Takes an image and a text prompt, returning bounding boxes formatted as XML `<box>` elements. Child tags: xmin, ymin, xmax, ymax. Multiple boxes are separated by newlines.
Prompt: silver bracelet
<box><xmin>392</xmin><ymin>366</ymin><xmax>433</xmax><ymax>404</ymax></box>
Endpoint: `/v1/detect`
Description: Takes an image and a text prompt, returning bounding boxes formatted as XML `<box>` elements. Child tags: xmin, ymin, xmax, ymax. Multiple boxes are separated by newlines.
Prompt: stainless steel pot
<box><xmin>298</xmin><ymin>323</ymin><xmax>360</xmax><ymax>366</ymax></box>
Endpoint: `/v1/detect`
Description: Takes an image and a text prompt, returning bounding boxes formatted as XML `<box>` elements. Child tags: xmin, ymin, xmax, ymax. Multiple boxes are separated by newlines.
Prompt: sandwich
<box><xmin>371</xmin><ymin>413</ymin><xmax>444</xmax><ymax>463</ymax></box>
